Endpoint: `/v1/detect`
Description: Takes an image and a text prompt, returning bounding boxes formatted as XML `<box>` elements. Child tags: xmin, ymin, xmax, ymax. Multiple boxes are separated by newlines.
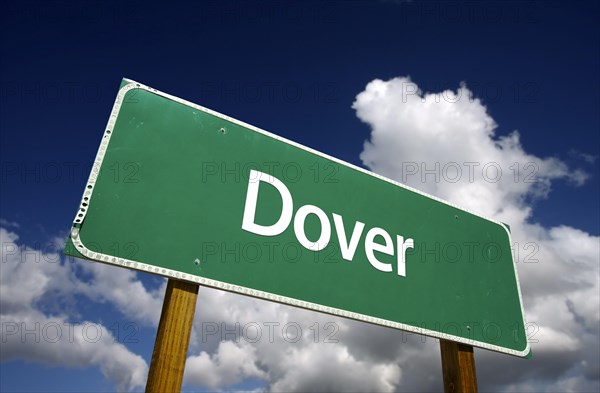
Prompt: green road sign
<box><xmin>65</xmin><ymin>78</ymin><xmax>530</xmax><ymax>357</ymax></box>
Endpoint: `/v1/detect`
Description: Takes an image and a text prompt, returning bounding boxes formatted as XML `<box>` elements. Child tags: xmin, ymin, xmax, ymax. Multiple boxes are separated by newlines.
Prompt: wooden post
<box><xmin>440</xmin><ymin>339</ymin><xmax>478</xmax><ymax>393</ymax></box>
<box><xmin>146</xmin><ymin>279</ymin><xmax>199</xmax><ymax>393</ymax></box>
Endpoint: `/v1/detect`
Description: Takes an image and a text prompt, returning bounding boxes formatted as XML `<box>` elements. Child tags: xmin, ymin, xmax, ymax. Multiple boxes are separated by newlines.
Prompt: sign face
<box><xmin>65</xmin><ymin>79</ymin><xmax>530</xmax><ymax>357</ymax></box>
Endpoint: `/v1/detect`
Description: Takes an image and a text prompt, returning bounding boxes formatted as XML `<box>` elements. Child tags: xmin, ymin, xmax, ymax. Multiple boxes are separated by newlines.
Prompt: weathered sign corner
<box><xmin>64</xmin><ymin>234</ymin><xmax>85</xmax><ymax>260</ymax></box>
<box><xmin>121</xmin><ymin>77</ymin><xmax>135</xmax><ymax>88</ymax></box>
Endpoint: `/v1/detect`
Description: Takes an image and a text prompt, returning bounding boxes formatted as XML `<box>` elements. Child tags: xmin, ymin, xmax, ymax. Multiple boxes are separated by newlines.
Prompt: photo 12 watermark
<box><xmin>199</xmin><ymin>321</ymin><xmax>339</xmax><ymax>344</ymax></box>
<box><xmin>0</xmin><ymin>321</ymin><xmax>139</xmax><ymax>344</ymax></box>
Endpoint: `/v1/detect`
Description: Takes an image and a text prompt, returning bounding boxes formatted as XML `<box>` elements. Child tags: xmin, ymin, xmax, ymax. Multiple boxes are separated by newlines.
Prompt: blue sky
<box><xmin>1</xmin><ymin>1</ymin><xmax>599</xmax><ymax>392</ymax></box>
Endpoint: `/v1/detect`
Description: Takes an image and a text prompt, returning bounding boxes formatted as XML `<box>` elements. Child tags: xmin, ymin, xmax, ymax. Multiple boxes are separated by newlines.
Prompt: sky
<box><xmin>0</xmin><ymin>1</ymin><xmax>599</xmax><ymax>392</ymax></box>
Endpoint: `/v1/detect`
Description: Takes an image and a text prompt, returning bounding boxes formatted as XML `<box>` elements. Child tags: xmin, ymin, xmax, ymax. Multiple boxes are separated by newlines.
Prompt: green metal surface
<box><xmin>65</xmin><ymin>79</ymin><xmax>529</xmax><ymax>357</ymax></box>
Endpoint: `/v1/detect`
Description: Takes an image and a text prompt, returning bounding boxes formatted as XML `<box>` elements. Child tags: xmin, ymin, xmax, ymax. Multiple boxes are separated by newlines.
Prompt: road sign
<box><xmin>65</xmin><ymin>78</ymin><xmax>530</xmax><ymax>357</ymax></box>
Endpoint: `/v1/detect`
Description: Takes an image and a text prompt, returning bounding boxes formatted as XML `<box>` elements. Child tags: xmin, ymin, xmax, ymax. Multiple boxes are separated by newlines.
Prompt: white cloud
<box><xmin>1</xmin><ymin>310</ymin><xmax>147</xmax><ymax>392</ymax></box>
<box><xmin>75</xmin><ymin>260</ymin><xmax>166</xmax><ymax>326</ymax></box>
<box><xmin>269</xmin><ymin>343</ymin><xmax>401</xmax><ymax>393</ymax></box>
<box><xmin>354</xmin><ymin>77</ymin><xmax>587</xmax><ymax>219</ymax></box>
<box><xmin>0</xmin><ymin>218</ymin><xmax>20</xmax><ymax>228</ymax></box>
<box><xmin>569</xmin><ymin>149</ymin><xmax>598</xmax><ymax>164</ymax></box>
<box><xmin>183</xmin><ymin>286</ymin><xmax>411</xmax><ymax>392</ymax></box>
<box><xmin>184</xmin><ymin>341</ymin><xmax>267</xmax><ymax>388</ymax></box>
<box><xmin>352</xmin><ymin>76</ymin><xmax>599</xmax><ymax>392</ymax></box>
<box><xmin>0</xmin><ymin>227</ymin><xmax>159</xmax><ymax>392</ymax></box>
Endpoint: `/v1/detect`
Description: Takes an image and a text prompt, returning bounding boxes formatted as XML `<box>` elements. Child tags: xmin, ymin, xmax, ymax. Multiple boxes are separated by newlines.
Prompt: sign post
<box><xmin>145</xmin><ymin>279</ymin><xmax>199</xmax><ymax>392</ymax></box>
<box><xmin>440</xmin><ymin>339</ymin><xmax>478</xmax><ymax>393</ymax></box>
<box><xmin>65</xmin><ymin>78</ymin><xmax>530</xmax><ymax>391</ymax></box>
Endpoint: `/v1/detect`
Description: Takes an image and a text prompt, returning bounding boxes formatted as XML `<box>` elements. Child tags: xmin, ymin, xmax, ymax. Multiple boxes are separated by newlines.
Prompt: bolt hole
<box><xmin>87</xmin><ymin>185</ymin><xmax>92</xmax><ymax>189</ymax></box>
<box><xmin>219</xmin><ymin>127</ymin><xmax>226</xmax><ymax>134</ymax></box>
<box><xmin>106</xmin><ymin>130</ymin><xmax>111</xmax><ymax>134</ymax></box>
<box><xmin>454</xmin><ymin>215</ymin><xmax>459</xmax><ymax>220</ymax></box>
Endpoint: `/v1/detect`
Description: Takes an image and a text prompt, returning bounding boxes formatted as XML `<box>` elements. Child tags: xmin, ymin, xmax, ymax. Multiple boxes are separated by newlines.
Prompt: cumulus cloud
<box><xmin>270</xmin><ymin>343</ymin><xmax>401</xmax><ymax>392</ymax></box>
<box><xmin>184</xmin><ymin>340</ymin><xmax>267</xmax><ymax>388</ymax></box>
<box><xmin>184</xmin><ymin>287</ymin><xmax>410</xmax><ymax>392</ymax></box>
<box><xmin>355</xmin><ymin>78</ymin><xmax>588</xmax><ymax>219</ymax></box>
<box><xmin>1</xmin><ymin>309</ymin><xmax>147</xmax><ymax>392</ymax></box>
<box><xmin>0</xmin><ymin>227</ymin><xmax>161</xmax><ymax>392</ymax></box>
<box><xmin>353</xmin><ymin>76</ymin><xmax>599</xmax><ymax>392</ymax></box>
<box><xmin>75</xmin><ymin>259</ymin><xmax>166</xmax><ymax>326</ymax></box>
